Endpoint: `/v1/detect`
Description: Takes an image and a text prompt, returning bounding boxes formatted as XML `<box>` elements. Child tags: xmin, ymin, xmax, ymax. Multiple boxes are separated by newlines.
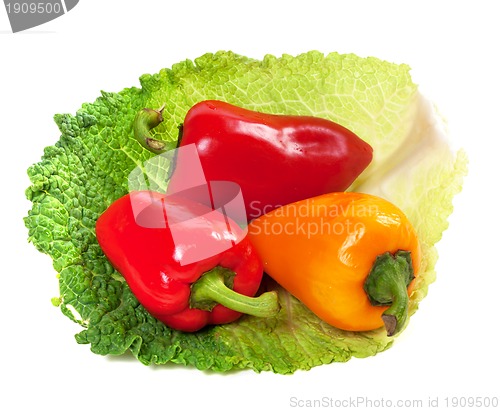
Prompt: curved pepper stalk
<box><xmin>363</xmin><ymin>251</ymin><xmax>415</xmax><ymax>336</ymax></box>
<box><xmin>133</xmin><ymin>105</ymin><xmax>168</xmax><ymax>154</ymax></box>
<box><xmin>190</xmin><ymin>267</ymin><xmax>280</xmax><ymax>318</ymax></box>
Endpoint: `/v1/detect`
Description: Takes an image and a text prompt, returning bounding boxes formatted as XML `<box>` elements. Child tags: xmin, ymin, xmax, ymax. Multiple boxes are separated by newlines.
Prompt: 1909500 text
<box><xmin>5</xmin><ymin>2</ymin><xmax>62</xmax><ymax>14</ymax></box>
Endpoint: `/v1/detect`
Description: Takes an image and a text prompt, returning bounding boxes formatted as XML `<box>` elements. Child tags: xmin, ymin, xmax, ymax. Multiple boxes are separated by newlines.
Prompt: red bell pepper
<box><xmin>95</xmin><ymin>190</ymin><xmax>279</xmax><ymax>332</ymax></box>
<box><xmin>134</xmin><ymin>100</ymin><xmax>373</xmax><ymax>220</ymax></box>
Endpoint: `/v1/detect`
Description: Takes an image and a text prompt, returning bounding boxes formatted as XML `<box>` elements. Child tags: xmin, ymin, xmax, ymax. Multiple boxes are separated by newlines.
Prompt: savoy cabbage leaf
<box><xmin>24</xmin><ymin>51</ymin><xmax>466</xmax><ymax>374</ymax></box>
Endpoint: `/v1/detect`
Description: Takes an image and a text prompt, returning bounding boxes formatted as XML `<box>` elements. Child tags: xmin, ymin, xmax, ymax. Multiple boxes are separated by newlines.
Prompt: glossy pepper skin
<box><xmin>95</xmin><ymin>190</ymin><xmax>279</xmax><ymax>332</ymax></box>
<box><xmin>134</xmin><ymin>100</ymin><xmax>373</xmax><ymax>221</ymax></box>
<box><xmin>247</xmin><ymin>192</ymin><xmax>421</xmax><ymax>336</ymax></box>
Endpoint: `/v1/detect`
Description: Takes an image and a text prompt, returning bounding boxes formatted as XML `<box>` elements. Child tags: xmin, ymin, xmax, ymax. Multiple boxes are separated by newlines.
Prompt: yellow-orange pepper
<box><xmin>247</xmin><ymin>192</ymin><xmax>421</xmax><ymax>336</ymax></box>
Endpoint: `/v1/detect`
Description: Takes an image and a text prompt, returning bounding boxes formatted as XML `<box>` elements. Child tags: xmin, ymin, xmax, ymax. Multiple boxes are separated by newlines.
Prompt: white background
<box><xmin>1</xmin><ymin>1</ymin><xmax>499</xmax><ymax>410</ymax></box>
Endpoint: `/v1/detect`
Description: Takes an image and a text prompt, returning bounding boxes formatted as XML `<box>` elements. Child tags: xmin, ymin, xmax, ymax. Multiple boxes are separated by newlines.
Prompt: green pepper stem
<box><xmin>189</xmin><ymin>267</ymin><xmax>280</xmax><ymax>318</ymax></box>
<box><xmin>133</xmin><ymin>105</ymin><xmax>168</xmax><ymax>154</ymax></box>
<box><xmin>363</xmin><ymin>250</ymin><xmax>415</xmax><ymax>337</ymax></box>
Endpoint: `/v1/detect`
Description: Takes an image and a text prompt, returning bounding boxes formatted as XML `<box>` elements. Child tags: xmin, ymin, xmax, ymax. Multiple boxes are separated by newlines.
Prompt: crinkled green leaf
<box><xmin>25</xmin><ymin>51</ymin><xmax>466</xmax><ymax>374</ymax></box>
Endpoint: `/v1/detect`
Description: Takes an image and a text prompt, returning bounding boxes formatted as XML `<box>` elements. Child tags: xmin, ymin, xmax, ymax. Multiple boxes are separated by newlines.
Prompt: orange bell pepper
<box><xmin>247</xmin><ymin>192</ymin><xmax>421</xmax><ymax>336</ymax></box>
